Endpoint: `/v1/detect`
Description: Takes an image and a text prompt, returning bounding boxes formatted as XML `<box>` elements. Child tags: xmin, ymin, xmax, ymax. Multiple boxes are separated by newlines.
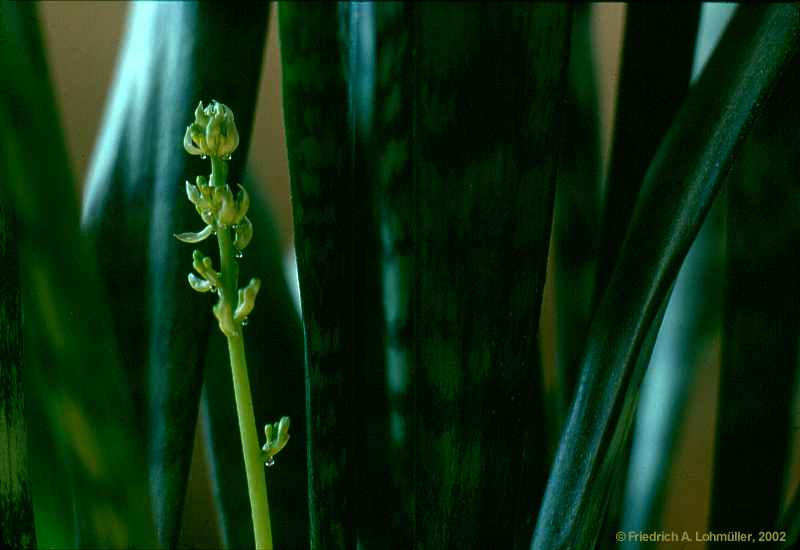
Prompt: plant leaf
<box><xmin>0</xmin><ymin>3</ymin><xmax>154</xmax><ymax>547</ymax></box>
<box><xmin>590</xmin><ymin>5</ymin><xmax>702</xmax><ymax>541</ymax></box>
<box><xmin>0</xmin><ymin>168</ymin><xmax>34</xmax><ymax>549</ymax></box>
<box><xmin>202</xmin><ymin>178</ymin><xmax>309</xmax><ymax>550</ymax></box>
<box><xmin>374</xmin><ymin>4</ymin><xmax>571</xmax><ymax>547</ymax></box>
<box><xmin>709</xmin><ymin>49</ymin><xmax>800</xmax><ymax>537</ymax></box>
<box><xmin>80</xmin><ymin>3</ymin><xmax>268</xmax><ymax>546</ymax></box>
<box><xmin>619</xmin><ymin>6</ymin><xmax>734</xmax><ymax>540</ymax></box>
<box><xmin>551</xmin><ymin>3</ymin><xmax>603</xmax><ymax>433</ymax></box>
<box><xmin>278</xmin><ymin>3</ymin><xmax>364</xmax><ymax>546</ymax></box>
<box><xmin>594</xmin><ymin>4</ymin><xmax>701</xmax><ymax>307</ymax></box>
<box><xmin>531</xmin><ymin>6</ymin><xmax>800</xmax><ymax>549</ymax></box>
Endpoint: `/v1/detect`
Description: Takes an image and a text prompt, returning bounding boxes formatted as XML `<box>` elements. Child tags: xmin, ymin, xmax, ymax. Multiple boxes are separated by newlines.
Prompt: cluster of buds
<box><xmin>183</xmin><ymin>100</ymin><xmax>240</xmax><ymax>159</ymax></box>
<box><xmin>175</xmin><ymin>99</ymin><xmax>259</xmax><ymax>338</ymax></box>
<box><xmin>261</xmin><ymin>416</ymin><xmax>291</xmax><ymax>467</ymax></box>
<box><xmin>176</xmin><ymin>175</ymin><xmax>253</xmax><ymax>251</ymax></box>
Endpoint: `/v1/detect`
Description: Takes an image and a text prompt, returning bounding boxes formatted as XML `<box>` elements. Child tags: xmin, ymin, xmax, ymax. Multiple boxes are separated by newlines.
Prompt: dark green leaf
<box><xmin>709</xmin><ymin>51</ymin><xmax>800</xmax><ymax>539</ymax></box>
<box><xmin>619</xmin><ymin>196</ymin><xmax>725</xmax><ymax>542</ymax></box>
<box><xmin>202</xmin><ymin>178</ymin><xmax>309</xmax><ymax>550</ymax></box>
<box><xmin>0</xmin><ymin>175</ymin><xmax>34</xmax><ymax>549</ymax></box>
<box><xmin>591</xmin><ymin>6</ymin><xmax>701</xmax><ymax>541</ymax></box>
<box><xmin>375</xmin><ymin>4</ymin><xmax>571</xmax><ymax>548</ymax></box>
<box><xmin>594</xmin><ymin>4</ymin><xmax>700</xmax><ymax>306</ymax></box>
<box><xmin>80</xmin><ymin>3</ymin><xmax>268</xmax><ymax>546</ymax></box>
<box><xmin>0</xmin><ymin>3</ymin><xmax>154</xmax><ymax>547</ymax></box>
<box><xmin>279</xmin><ymin>3</ymin><xmax>364</xmax><ymax>546</ymax></box>
<box><xmin>531</xmin><ymin>6</ymin><xmax>800</xmax><ymax>549</ymax></box>
<box><xmin>618</xmin><ymin>9</ymin><xmax>733</xmax><ymax>540</ymax></box>
<box><xmin>551</xmin><ymin>3</ymin><xmax>602</xmax><ymax>431</ymax></box>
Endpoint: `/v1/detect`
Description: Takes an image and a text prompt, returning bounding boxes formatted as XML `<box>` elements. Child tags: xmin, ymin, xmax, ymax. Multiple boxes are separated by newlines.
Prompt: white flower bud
<box><xmin>233</xmin><ymin>216</ymin><xmax>253</xmax><ymax>250</ymax></box>
<box><xmin>183</xmin><ymin>100</ymin><xmax>240</xmax><ymax>158</ymax></box>
<box><xmin>234</xmin><ymin>277</ymin><xmax>261</xmax><ymax>324</ymax></box>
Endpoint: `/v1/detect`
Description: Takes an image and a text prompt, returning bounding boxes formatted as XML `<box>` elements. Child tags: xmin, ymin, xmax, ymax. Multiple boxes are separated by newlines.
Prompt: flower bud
<box><xmin>233</xmin><ymin>184</ymin><xmax>250</xmax><ymax>225</ymax></box>
<box><xmin>213</xmin><ymin>300</ymin><xmax>237</xmax><ymax>338</ymax></box>
<box><xmin>233</xmin><ymin>216</ymin><xmax>253</xmax><ymax>251</ymax></box>
<box><xmin>187</xmin><ymin>273</ymin><xmax>214</xmax><ymax>293</ymax></box>
<box><xmin>185</xmin><ymin>180</ymin><xmax>205</xmax><ymax>208</ymax></box>
<box><xmin>262</xmin><ymin>416</ymin><xmax>291</xmax><ymax>465</ymax></box>
<box><xmin>183</xmin><ymin>100</ymin><xmax>240</xmax><ymax>158</ymax></box>
<box><xmin>196</xmin><ymin>175</ymin><xmax>211</xmax><ymax>197</ymax></box>
<box><xmin>234</xmin><ymin>277</ymin><xmax>261</xmax><ymax>323</ymax></box>
<box><xmin>215</xmin><ymin>185</ymin><xmax>238</xmax><ymax>226</ymax></box>
<box><xmin>174</xmin><ymin>224</ymin><xmax>213</xmax><ymax>243</ymax></box>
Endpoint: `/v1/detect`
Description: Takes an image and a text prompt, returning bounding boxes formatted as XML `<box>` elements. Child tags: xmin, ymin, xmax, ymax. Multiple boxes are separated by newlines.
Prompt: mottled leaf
<box><xmin>0</xmin><ymin>3</ymin><xmax>154</xmax><ymax>547</ymax></box>
<box><xmin>532</xmin><ymin>6</ymin><xmax>800</xmax><ymax>549</ymax></box>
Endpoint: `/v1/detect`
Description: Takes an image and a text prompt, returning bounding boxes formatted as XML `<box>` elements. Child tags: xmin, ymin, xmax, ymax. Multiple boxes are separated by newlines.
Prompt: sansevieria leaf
<box><xmin>532</xmin><ymin>5</ymin><xmax>800</xmax><ymax>549</ymax></box>
<box><xmin>710</xmin><ymin>49</ymin><xmax>800</xmax><ymax>542</ymax></box>
<box><xmin>0</xmin><ymin>3</ymin><xmax>154</xmax><ymax>547</ymax></box>
<box><xmin>380</xmin><ymin>5</ymin><xmax>571</xmax><ymax>548</ymax></box>
<box><xmin>279</xmin><ymin>3</ymin><xmax>367</xmax><ymax>547</ymax></box>
<box><xmin>0</xmin><ymin>149</ymin><xmax>34</xmax><ymax>550</ymax></box>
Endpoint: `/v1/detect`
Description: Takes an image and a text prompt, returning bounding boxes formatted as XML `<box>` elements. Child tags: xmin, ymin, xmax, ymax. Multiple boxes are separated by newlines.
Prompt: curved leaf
<box><xmin>619</xmin><ymin>6</ymin><xmax>735</xmax><ymax>541</ymax></box>
<box><xmin>594</xmin><ymin>4</ymin><xmax>700</xmax><ymax>306</ymax></box>
<box><xmin>0</xmin><ymin>3</ymin><xmax>154</xmax><ymax>547</ymax></box>
<box><xmin>80</xmin><ymin>3</ymin><xmax>268</xmax><ymax>546</ymax></box>
<box><xmin>531</xmin><ymin>6</ymin><xmax>800</xmax><ymax>549</ymax></box>
<box><xmin>590</xmin><ymin>6</ymin><xmax>701</xmax><ymax>541</ymax></box>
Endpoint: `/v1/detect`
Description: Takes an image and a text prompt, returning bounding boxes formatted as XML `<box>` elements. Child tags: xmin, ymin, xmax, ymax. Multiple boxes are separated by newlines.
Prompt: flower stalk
<box><xmin>177</xmin><ymin>100</ymin><xmax>289</xmax><ymax>550</ymax></box>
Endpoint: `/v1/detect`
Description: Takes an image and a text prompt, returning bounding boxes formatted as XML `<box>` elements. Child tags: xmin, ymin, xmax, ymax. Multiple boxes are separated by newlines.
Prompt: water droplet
<box><xmin>201</xmin><ymin>155</ymin><xmax>207</xmax><ymax>160</ymax></box>
<box><xmin>225</xmin><ymin>154</ymin><xmax>232</xmax><ymax>161</ymax></box>
<box><xmin>241</xmin><ymin>317</ymin><xmax>249</xmax><ymax>326</ymax></box>
<box><xmin>265</xmin><ymin>457</ymin><xmax>275</xmax><ymax>468</ymax></box>
<box><xmin>235</xmin><ymin>250</ymin><xmax>244</xmax><ymax>259</ymax></box>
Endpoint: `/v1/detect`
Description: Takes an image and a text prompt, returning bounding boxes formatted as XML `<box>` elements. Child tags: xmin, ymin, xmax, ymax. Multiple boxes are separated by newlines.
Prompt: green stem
<box><xmin>211</xmin><ymin>156</ymin><xmax>273</xmax><ymax>550</ymax></box>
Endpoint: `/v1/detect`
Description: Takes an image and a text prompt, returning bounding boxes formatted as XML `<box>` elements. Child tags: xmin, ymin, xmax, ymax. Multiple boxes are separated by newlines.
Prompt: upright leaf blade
<box><xmin>0</xmin><ymin>177</ymin><xmax>34</xmax><ymax>549</ymax></box>
<box><xmin>81</xmin><ymin>4</ymin><xmax>268</xmax><ymax>545</ymax></box>
<box><xmin>279</xmin><ymin>3</ymin><xmax>371</xmax><ymax>546</ymax></box>
<box><xmin>709</xmin><ymin>53</ymin><xmax>800</xmax><ymax>539</ymax></box>
<box><xmin>552</xmin><ymin>3</ymin><xmax>602</xmax><ymax>428</ymax></box>
<box><xmin>0</xmin><ymin>3</ymin><xmax>154</xmax><ymax>547</ymax></box>
<box><xmin>381</xmin><ymin>4</ymin><xmax>571</xmax><ymax>547</ymax></box>
<box><xmin>532</xmin><ymin>6</ymin><xmax>800</xmax><ymax>549</ymax></box>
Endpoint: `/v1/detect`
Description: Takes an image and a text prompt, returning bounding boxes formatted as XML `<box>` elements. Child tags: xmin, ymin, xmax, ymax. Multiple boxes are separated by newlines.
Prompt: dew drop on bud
<box><xmin>201</xmin><ymin>155</ymin><xmax>208</xmax><ymax>160</ymax></box>
<box><xmin>235</xmin><ymin>250</ymin><xmax>244</xmax><ymax>259</ymax></box>
<box><xmin>265</xmin><ymin>457</ymin><xmax>275</xmax><ymax>468</ymax></box>
<box><xmin>241</xmin><ymin>317</ymin><xmax>249</xmax><ymax>326</ymax></box>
